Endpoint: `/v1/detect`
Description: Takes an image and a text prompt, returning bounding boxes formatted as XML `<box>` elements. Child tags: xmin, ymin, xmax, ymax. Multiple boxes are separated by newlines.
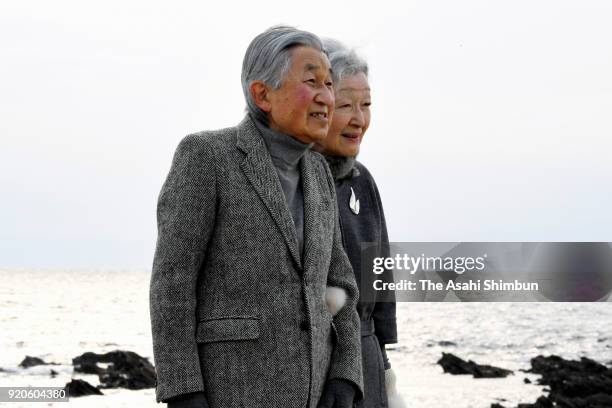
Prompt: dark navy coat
<box><xmin>327</xmin><ymin>157</ymin><xmax>398</xmax><ymax>408</ymax></box>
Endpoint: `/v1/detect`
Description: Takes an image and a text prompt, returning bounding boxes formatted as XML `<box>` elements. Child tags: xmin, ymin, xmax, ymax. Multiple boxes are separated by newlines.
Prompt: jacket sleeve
<box><xmin>150</xmin><ymin>134</ymin><xmax>217</xmax><ymax>402</ymax></box>
<box><xmin>370</xmin><ymin>178</ymin><xmax>398</xmax><ymax>346</ymax></box>
<box><xmin>321</xmin><ymin>162</ymin><xmax>364</xmax><ymax>398</ymax></box>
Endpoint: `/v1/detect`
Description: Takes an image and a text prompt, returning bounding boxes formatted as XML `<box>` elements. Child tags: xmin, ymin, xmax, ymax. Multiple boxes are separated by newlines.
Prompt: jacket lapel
<box><xmin>237</xmin><ymin>116</ymin><xmax>302</xmax><ymax>269</ymax></box>
<box><xmin>301</xmin><ymin>153</ymin><xmax>323</xmax><ymax>275</ymax></box>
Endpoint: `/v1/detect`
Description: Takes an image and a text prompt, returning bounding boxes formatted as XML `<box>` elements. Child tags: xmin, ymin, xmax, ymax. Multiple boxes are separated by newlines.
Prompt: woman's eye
<box><xmin>305</xmin><ymin>79</ymin><xmax>316</xmax><ymax>84</ymax></box>
<box><xmin>325</xmin><ymin>81</ymin><xmax>333</xmax><ymax>87</ymax></box>
<box><xmin>363</xmin><ymin>102</ymin><xmax>372</xmax><ymax>107</ymax></box>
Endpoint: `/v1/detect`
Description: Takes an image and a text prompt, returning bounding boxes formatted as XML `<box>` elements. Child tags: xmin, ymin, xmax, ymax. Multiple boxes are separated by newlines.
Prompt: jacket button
<box><xmin>300</xmin><ymin>321</ymin><xmax>309</xmax><ymax>331</ymax></box>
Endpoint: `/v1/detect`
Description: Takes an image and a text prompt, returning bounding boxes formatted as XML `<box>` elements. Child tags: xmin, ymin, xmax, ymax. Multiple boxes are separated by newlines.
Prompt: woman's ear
<box><xmin>250</xmin><ymin>81</ymin><xmax>272</xmax><ymax>112</ymax></box>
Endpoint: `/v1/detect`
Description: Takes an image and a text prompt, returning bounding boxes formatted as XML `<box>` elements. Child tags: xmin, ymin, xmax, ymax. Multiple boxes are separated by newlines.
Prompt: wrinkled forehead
<box><xmin>336</xmin><ymin>74</ymin><xmax>370</xmax><ymax>97</ymax></box>
<box><xmin>336</xmin><ymin>85</ymin><xmax>371</xmax><ymax>99</ymax></box>
<box><xmin>289</xmin><ymin>46</ymin><xmax>332</xmax><ymax>75</ymax></box>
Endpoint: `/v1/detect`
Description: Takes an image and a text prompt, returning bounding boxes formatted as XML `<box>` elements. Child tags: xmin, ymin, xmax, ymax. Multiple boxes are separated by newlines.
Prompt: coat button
<box><xmin>300</xmin><ymin>321</ymin><xmax>309</xmax><ymax>331</ymax></box>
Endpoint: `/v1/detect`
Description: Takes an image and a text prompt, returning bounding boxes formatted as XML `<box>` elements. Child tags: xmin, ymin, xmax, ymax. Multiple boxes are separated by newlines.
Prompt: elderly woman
<box><xmin>317</xmin><ymin>40</ymin><xmax>405</xmax><ymax>408</ymax></box>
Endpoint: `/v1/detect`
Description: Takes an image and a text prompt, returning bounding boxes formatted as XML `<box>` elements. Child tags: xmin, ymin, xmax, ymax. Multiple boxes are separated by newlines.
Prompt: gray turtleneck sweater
<box><xmin>253</xmin><ymin>117</ymin><xmax>312</xmax><ymax>257</ymax></box>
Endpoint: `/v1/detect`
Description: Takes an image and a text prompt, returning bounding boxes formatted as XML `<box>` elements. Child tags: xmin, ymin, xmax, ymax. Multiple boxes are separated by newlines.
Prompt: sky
<box><xmin>1</xmin><ymin>0</ymin><xmax>611</xmax><ymax>269</ymax></box>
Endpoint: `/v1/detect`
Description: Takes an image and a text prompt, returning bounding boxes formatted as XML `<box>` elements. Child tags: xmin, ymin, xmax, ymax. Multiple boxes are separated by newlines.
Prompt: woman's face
<box><xmin>315</xmin><ymin>72</ymin><xmax>371</xmax><ymax>157</ymax></box>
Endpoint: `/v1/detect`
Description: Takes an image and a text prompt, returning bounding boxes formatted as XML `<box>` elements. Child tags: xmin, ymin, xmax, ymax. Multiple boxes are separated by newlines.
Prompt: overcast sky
<box><xmin>1</xmin><ymin>0</ymin><xmax>611</xmax><ymax>269</ymax></box>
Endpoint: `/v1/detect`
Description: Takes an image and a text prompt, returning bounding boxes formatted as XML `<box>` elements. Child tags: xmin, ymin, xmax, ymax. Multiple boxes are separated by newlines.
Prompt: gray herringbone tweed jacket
<box><xmin>150</xmin><ymin>115</ymin><xmax>363</xmax><ymax>407</ymax></box>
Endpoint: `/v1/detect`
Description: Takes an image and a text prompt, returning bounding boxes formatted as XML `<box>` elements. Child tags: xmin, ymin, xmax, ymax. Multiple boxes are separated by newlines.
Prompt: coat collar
<box><xmin>237</xmin><ymin>115</ymin><xmax>324</xmax><ymax>271</ymax></box>
<box><xmin>236</xmin><ymin>115</ymin><xmax>330</xmax><ymax>270</ymax></box>
<box><xmin>325</xmin><ymin>155</ymin><xmax>361</xmax><ymax>181</ymax></box>
<box><xmin>300</xmin><ymin>154</ymin><xmax>326</xmax><ymax>275</ymax></box>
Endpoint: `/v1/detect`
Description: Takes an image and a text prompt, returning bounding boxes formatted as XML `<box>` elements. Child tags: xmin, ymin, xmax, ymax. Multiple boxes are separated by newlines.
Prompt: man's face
<box><xmin>266</xmin><ymin>46</ymin><xmax>335</xmax><ymax>144</ymax></box>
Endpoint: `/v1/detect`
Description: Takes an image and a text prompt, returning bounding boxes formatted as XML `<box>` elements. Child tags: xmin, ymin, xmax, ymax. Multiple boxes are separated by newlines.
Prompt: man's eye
<box><xmin>363</xmin><ymin>102</ymin><xmax>372</xmax><ymax>107</ymax></box>
<box><xmin>325</xmin><ymin>81</ymin><xmax>333</xmax><ymax>87</ymax></box>
<box><xmin>305</xmin><ymin>79</ymin><xmax>316</xmax><ymax>84</ymax></box>
<box><xmin>337</xmin><ymin>104</ymin><xmax>351</xmax><ymax>109</ymax></box>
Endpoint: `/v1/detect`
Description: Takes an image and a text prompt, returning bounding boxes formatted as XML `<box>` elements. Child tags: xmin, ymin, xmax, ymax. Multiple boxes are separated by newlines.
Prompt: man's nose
<box><xmin>315</xmin><ymin>87</ymin><xmax>334</xmax><ymax>109</ymax></box>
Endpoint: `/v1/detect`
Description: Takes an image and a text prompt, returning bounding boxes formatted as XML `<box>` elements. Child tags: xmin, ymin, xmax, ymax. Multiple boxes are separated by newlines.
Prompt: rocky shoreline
<box><xmin>3</xmin><ymin>349</ymin><xmax>611</xmax><ymax>405</ymax></box>
<box><xmin>3</xmin><ymin>350</ymin><xmax>155</xmax><ymax>397</ymax></box>
<box><xmin>505</xmin><ymin>355</ymin><xmax>612</xmax><ymax>408</ymax></box>
<box><xmin>436</xmin><ymin>352</ymin><xmax>612</xmax><ymax>408</ymax></box>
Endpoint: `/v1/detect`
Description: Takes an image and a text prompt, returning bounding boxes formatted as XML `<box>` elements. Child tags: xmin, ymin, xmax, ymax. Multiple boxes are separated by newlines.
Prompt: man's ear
<box><xmin>250</xmin><ymin>81</ymin><xmax>272</xmax><ymax>112</ymax></box>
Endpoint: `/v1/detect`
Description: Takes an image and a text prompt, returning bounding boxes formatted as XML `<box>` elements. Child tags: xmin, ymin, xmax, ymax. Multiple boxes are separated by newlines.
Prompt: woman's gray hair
<box><xmin>322</xmin><ymin>38</ymin><xmax>368</xmax><ymax>85</ymax></box>
<box><xmin>242</xmin><ymin>25</ymin><xmax>324</xmax><ymax>125</ymax></box>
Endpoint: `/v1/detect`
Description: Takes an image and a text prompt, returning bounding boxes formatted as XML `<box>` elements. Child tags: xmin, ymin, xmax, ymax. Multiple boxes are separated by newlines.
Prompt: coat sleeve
<box><xmin>150</xmin><ymin>134</ymin><xmax>217</xmax><ymax>402</ymax></box>
<box><xmin>370</xmin><ymin>178</ymin><xmax>398</xmax><ymax>345</ymax></box>
<box><xmin>321</xmin><ymin>162</ymin><xmax>364</xmax><ymax>398</ymax></box>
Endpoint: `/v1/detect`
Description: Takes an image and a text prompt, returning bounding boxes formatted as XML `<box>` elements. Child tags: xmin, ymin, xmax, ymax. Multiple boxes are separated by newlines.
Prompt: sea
<box><xmin>1</xmin><ymin>269</ymin><xmax>611</xmax><ymax>408</ymax></box>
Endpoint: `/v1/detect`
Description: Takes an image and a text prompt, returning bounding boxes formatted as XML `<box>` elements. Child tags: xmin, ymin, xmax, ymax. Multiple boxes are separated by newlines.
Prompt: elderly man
<box><xmin>150</xmin><ymin>26</ymin><xmax>363</xmax><ymax>408</ymax></box>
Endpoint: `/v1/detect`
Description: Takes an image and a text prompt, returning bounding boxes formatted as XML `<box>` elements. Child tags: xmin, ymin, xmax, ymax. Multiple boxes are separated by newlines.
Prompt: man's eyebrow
<box><xmin>304</xmin><ymin>64</ymin><xmax>333</xmax><ymax>79</ymax></box>
<box><xmin>304</xmin><ymin>63</ymin><xmax>321</xmax><ymax>72</ymax></box>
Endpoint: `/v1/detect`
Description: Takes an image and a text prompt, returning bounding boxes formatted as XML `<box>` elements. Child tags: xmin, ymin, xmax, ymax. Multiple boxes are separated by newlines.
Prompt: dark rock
<box><xmin>523</xmin><ymin>377</ymin><xmax>531</xmax><ymax>384</ymax></box>
<box><xmin>19</xmin><ymin>356</ymin><xmax>47</xmax><ymax>368</ymax></box>
<box><xmin>491</xmin><ymin>404</ymin><xmax>506</xmax><ymax>408</ymax></box>
<box><xmin>50</xmin><ymin>369</ymin><xmax>58</xmax><ymax>377</ymax></box>
<box><xmin>504</xmin><ymin>355</ymin><xmax>612</xmax><ymax>408</ymax></box>
<box><xmin>437</xmin><ymin>352</ymin><xmax>513</xmax><ymax>378</ymax></box>
<box><xmin>553</xmin><ymin>393</ymin><xmax>612</xmax><ymax>407</ymax></box>
<box><xmin>65</xmin><ymin>379</ymin><xmax>103</xmax><ymax>397</ymax></box>
<box><xmin>528</xmin><ymin>355</ymin><xmax>608</xmax><ymax>378</ymax></box>
<box><xmin>516</xmin><ymin>396</ymin><xmax>553</xmax><ymax>408</ymax></box>
<box><xmin>438</xmin><ymin>341</ymin><xmax>458</xmax><ymax>347</ymax></box>
<box><xmin>72</xmin><ymin>350</ymin><xmax>156</xmax><ymax>390</ymax></box>
<box><xmin>528</xmin><ymin>355</ymin><xmax>612</xmax><ymax>398</ymax></box>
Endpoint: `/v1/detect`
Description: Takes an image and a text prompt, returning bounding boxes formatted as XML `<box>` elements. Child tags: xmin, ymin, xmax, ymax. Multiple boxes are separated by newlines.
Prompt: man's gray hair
<box><xmin>242</xmin><ymin>25</ymin><xmax>324</xmax><ymax>125</ymax></box>
<box><xmin>322</xmin><ymin>38</ymin><xmax>368</xmax><ymax>85</ymax></box>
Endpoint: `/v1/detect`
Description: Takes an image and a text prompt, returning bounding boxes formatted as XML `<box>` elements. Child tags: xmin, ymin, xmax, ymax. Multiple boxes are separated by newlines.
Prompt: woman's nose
<box><xmin>350</xmin><ymin>108</ymin><xmax>365</xmax><ymax>127</ymax></box>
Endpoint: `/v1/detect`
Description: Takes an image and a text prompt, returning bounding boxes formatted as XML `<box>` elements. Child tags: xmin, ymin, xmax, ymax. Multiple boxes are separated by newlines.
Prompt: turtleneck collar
<box><xmin>252</xmin><ymin>115</ymin><xmax>312</xmax><ymax>171</ymax></box>
<box><xmin>325</xmin><ymin>155</ymin><xmax>361</xmax><ymax>181</ymax></box>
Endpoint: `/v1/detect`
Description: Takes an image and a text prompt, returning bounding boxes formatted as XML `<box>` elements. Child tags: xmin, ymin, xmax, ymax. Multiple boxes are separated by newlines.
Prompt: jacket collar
<box><xmin>237</xmin><ymin>115</ymin><xmax>303</xmax><ymax>270</ymax></box>
<box><xmin>236</xmin><ymin>115</ymin><xmax>326</xmax><ymax>274</ymax></box>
